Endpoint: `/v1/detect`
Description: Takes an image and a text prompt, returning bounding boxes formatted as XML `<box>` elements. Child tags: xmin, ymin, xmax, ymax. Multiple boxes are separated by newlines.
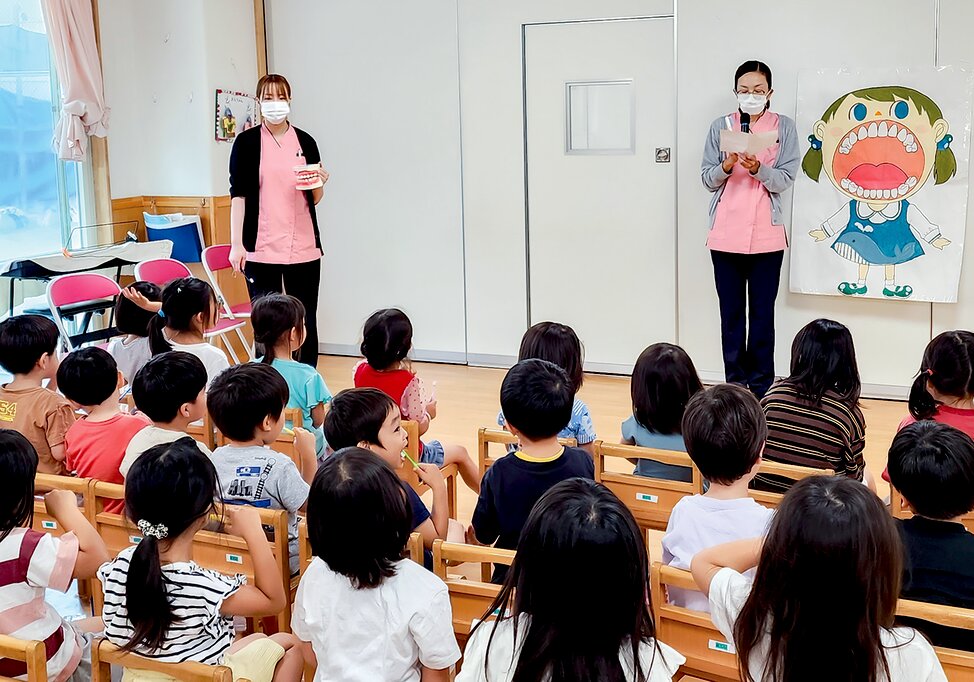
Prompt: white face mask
<box><xmin>260</xmin><ymin>100</ymin><xmax>290</xmax><ymax>124</ymax></box>
<box><xmin>737</xmin><ymin>93</ymin><xmax>768</xmax><ymax>116</ymax></box>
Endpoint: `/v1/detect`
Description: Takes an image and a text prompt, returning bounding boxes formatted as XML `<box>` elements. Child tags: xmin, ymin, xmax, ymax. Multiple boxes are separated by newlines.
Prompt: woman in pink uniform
<box><xmin>701</xmin><ymin>60</ymin><xmax>800</xmax><ymax>398</ymax></box>
<box><xmin>228</xmin><ymin>74</ymin><xmax>328</xmax><ymax>366</ymax></box>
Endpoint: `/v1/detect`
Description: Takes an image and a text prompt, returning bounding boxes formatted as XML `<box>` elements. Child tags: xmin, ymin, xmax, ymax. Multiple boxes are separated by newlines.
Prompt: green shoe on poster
<box><xmin>838</xmin><ymin>282</ymin><xmax>867</xmax><ymax>296</ymax></box>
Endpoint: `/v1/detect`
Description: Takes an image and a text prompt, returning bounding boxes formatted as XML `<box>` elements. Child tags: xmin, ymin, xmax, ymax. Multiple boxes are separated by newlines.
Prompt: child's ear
<box><xmin>356</xmin><ymin>440</ymin><xmax>373</xmax><ymax>451</ymax></box>
<box><xmin>813</xmin><ymin>119</ymin><xmax>827</xmax><ymax>141</ymax></box>
<box><xmin>178</xmin><ymin>401</ymin><xmax>193</xmax><ymax>418</ymax></box>
<box><xmin>260</xmin><ymin>414</ymin><xmax>276</xmax><ymax>433</ymax></box>
<box><xmin>934</xmin><ymin>118</ymin><xmax>949</xmax><ymax>143</ymax></box>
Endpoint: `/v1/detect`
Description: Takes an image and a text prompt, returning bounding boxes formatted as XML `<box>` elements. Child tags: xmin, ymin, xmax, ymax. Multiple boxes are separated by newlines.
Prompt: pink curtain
<box><xmin>41</xmin><ymin>0</ymin><xmax>110</xmax><ymax>161</ymax></box>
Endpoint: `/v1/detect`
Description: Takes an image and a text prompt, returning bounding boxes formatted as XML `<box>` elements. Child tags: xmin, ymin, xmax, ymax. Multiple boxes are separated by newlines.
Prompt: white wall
<box><xmin>99</xmin><ymin>0</ymin><xmax>257</xmax><ymax>198</ymax></box>
<box><xmin>265</xmin><ymin>0</ymin><xmax>467</xmax><ymax>358</ymax></box>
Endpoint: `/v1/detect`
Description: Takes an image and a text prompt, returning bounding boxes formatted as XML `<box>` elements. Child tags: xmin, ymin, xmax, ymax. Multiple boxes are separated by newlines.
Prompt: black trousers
<box><xmin>244</xmin><ymin>259</ymin><xmax>321</xmax><ymax>366</ymax></box>
<box><xmin>711</xmin><ymin>250</ymin><xmax>784</xmax><ymax>398</ymax></box>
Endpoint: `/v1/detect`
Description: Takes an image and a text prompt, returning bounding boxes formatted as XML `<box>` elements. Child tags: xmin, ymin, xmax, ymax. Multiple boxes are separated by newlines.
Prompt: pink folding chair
<box><xmin>132</xmin><ymin>258</ymin><xmax>251</xmax><ymax>363</ymax></box>
<box><xmin>201</xmin><ymin>245</ymin><xmax>251</xmax><ymax>319</ymax></box>
<box><xmin>46</xmin><ymin>273</ymin><xmax>122</xmax><ymax>351</ymax></box>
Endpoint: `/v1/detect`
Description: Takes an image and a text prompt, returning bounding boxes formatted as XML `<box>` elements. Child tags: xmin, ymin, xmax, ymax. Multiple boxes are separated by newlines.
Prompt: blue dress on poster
<box><xmin>831</xmin><ymin>200</ymin><xmax>923</xmax><ymax>265</ymax></box>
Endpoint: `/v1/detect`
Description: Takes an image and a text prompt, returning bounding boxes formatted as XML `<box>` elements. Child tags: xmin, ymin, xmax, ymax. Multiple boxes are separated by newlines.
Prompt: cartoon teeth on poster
<box><xmin>791</xmin><ymin>68</ymin><xmax>973</xmax><ymax>303</ymax></box>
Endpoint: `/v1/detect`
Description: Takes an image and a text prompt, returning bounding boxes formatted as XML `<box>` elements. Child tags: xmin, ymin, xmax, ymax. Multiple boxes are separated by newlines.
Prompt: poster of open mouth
<box><xmin>791</xmin><ymin>67</ymin><xmax>973</xmax><ymax>303</ymax></box>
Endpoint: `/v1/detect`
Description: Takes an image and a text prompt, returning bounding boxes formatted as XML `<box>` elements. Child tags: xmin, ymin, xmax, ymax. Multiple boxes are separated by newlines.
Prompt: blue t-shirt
<box><xmin>622</xmin><ymin>415</ymin><xmax>693</xmax><ymax>483</ymax></box>
<box><xmin>472</xmin><ymin>446</ymin><xmax>594</xmax><ymax>582</ymax></box>
<box><xmin>262</xmin><ymin>357</ymin><xmax>332</xmax><ymax>455</ymax></box>
<box><xmin>497</xmin><ymin>397</ymin><xmax>596</xmax><ymax>445</ymax></box>
<box><xmin>405</xmin><ymin>483</ymin><xmax>433</xmax><ymax>569</ymax></box>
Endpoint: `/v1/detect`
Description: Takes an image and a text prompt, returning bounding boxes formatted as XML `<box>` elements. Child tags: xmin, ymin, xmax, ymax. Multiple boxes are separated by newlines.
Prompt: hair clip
<box><xmin>137</xmin><ymin>519</ymin><xmax>169</xmax><ymax>540</ymax></box>
<box><xmin>157</xmin><ymin>310</ymin><xmax>165</xmax><ymax>319</ymax></box>
<box><xmin>808</xmin><ymin>135</ymin><xmax>822</xmax><ymax>151</ymax></box>
<box><xmin>926</xmin><ymin>368</ymin><xmax>935</xmax><ymax>376</ymax></box>
<box><xmin>938</xmin><ymin>134</ymin><xmax>953</xmax><ymax>151</ymax></box>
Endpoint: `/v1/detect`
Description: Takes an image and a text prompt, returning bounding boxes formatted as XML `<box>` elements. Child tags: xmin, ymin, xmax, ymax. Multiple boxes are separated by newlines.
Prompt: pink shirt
<box><xmin>899</xmin><ymin>405</ymin><xmax>974</xmax><ymax>440</ymax></box>
<box><xmin>250</xmin><ymin>125</ymin><xmax>321</xmax><ymax>265</ymax></box>
<box><xmin>707</xmin><ymin>111</ymin><xmax>787</xmax><ymax>254</ymax></box>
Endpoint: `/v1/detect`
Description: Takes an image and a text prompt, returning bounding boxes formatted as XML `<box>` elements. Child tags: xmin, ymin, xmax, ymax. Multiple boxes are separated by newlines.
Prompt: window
<box><xmin>0</xmin><ymin>0</ymin><xmax>93</xmax><ymax>265</ymax></box>
<box><xmin>566</xmin><ymin>80</ymin><xmax>635</xmax><ymax>154</ymax></box>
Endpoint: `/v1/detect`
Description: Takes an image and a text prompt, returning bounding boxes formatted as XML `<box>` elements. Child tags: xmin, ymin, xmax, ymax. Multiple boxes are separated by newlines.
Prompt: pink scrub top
<box><xmin>707</xmin><ymin>111</ymin><xmax>787</xmax><ymax>254</ymax></box>
<box><xmin>251</xmin><ymin>124</ymin><xmax>320</xmax><ymax>265</ymax></box>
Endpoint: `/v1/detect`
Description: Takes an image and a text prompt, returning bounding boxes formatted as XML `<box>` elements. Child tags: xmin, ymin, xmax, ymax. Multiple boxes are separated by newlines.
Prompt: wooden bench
<box><xmin>297</xmin><ymin>518</ymin><xmax>423</xmax><ymax>576</ymax></box>
<box><xmin>594</xmin><ymin>441</ymin><xmax>703</xmax><ymax>532</ymax></box>
<box><xmin>477</xmin><ymin>427</ymin><xmax>577</xmax><ymax>476</ymax></box>
<box><xmin>897</xmin><ymin>598</ymin><xmax>974</xmax><ymax>681</ymax></box>
<box><xmin>0</xmin><ymin>633</ymin><xmax>47</xmax><ymax>682</ymax></box>
<box><xmin>91</xmin><ymin>638</ymin><xmax>243</xmax><ymax>682</ymax></box>
<box><xmin>749</xmin><ymin>460</ymin><xmax>833</xmax><ymax>510</ymax></box>
<box><xmin>650</xmin><ymin>562</ymin><xmax>739</xmax><ymax>682</ymax></box>
<box><xmin>32</xmin><ymin>473</ymin><xmax>95</xmax><ymax>610</ymax></box>
<box><xmin>889</xmin><ymin>485</ymin><xmax>974</xmax><ymax>535</ymax></box>
<box><xmin>398</xmin><ymin>420</ymin><xmax>458</xmax><ymax>519</ymax></box>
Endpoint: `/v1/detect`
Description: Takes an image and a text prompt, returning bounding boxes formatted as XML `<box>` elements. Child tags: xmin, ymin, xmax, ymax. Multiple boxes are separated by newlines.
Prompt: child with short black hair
<box><xmin>0</xmin><ymin>429</ymin><xmax>109</xmax><ymax>681</ymax></box>
<box><xmin>292</xmin><ymin>448</ymin><xmax>461</xmax><ymax>680</ymax></box>
<box><xmin>108</xmin><ymin>281</ymin><xmax>162</xmax><ymax>384</ymax></box>
<box><xmin>661</xmin><ymin>383</ymin><xmax>773</xmax><ymax>612</ymax></box>
<box><xmin>499</xmin><ymin>321</ymin><xmax>597</xmax><ymax>455</ymax></box>
<box><xmin>323</xmin><ymin>387</ymin><xmax>450</xmax><ymax>556</ymax></box>
<box><xmin>354</xmin><ymin>308</ymin><xmax>479</xmax><ymax>491</ymax></box>
<box><xmin>692</xmin><ymin>477</ymin><xmax>946</xmax><ymax>682</ymax></box>
<box><xmin>148</xmin><ymin>277</ymin><xmax>229</xmax><ymax>385</ymax></box>
<box><xmin>122</xmin><ymin>351</ymin><xmax>212</xmax><ymax>476</ymax></box>
<box><xmin>252</xmin><ymin>294</ymin><xmax>332</xmax><ymax>457</ymax></box>
<box><xmin>208</xmin><ymin>363</ymin><xmax>316</xmax><ymax>575</ymax></box>
<box><xmin>471</xmin><ymin>358</ymin><xmax>594</xmax><ymax>583</ymax></box>
<box><xmin>459</xmin><ymin>478</ymin><xmax>684</xmax><ymax>681</ymax></box>
<box><xmin>888</xmin><ymin>420</ymin><xmax>974</xmax><ymax>651</ymax></box>
<box><xmin>0</xmin><ymin>314</ymin><xmax>75</xmax><ymax>474</ymax></box>
<box><xmin>625</xmin><ymin>342</ymin><xmax>703</xmax><ymax>482</ymax></box>
<box><xmin>99</xmin><ymin>438</ymin><xmax>303</xmax><ymax>681</ymax></box>
<box><xmin>57</xmin><ymin>347</ymin><xmax>149</xmax><ymax>511</ymax></box>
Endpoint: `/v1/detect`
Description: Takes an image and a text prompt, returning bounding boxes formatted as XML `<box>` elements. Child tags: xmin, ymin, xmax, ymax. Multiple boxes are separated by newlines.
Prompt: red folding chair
<box><xmin>46</xmin><ymin>273</ymin><xmax>122</xmax><ymax>351</ymax></box>
<box><xmin>201</xmin><ymin>245</ymin><xmax>251</xmax><ymax>321</ymax></box>
<box><xmin>132</xmin><ymin>258</ymin><xmax>250</xmax><ymax>363</ymax></box>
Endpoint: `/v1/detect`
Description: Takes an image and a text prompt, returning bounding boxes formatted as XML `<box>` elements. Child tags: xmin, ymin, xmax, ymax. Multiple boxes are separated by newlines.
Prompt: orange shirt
<box><xmin>64</xmin><ymin>412</ymin><xmax>150</xmax><ymax>513</ymax></box>
<box><xmin>0</xmin><ymin>385</ymin><xmax>76</xmax><ymax>474</ymax></box>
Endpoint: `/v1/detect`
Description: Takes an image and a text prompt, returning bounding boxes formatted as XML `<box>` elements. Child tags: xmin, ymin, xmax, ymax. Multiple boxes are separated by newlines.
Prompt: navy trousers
<box><xmin>245</xmin><ymin>258</ymin><xmax>321</xmax><ymax>367</ymax></box>
<box><xmin>710</xmin><ymin>250</ymin><xmax>784</xmax><ymax>398</ymax></box>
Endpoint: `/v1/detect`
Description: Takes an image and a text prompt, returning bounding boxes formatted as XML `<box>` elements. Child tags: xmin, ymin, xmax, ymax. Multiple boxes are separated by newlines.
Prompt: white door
<box><xmin>525</xmin><ymin>17</ymin><xmax>676</xmax><ymax>371</ymax></box>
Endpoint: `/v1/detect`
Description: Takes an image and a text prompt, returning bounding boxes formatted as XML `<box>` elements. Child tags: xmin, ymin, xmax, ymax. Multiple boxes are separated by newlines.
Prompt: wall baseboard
<box><xmin>318</xmin><ymin>343</ymin><xmax>468</xmax><ymax>365</ymax></box>
<box><xmin>698</xmin><ymin>369</ymin><xmax>908</xmax><ymax>401</ymax></box>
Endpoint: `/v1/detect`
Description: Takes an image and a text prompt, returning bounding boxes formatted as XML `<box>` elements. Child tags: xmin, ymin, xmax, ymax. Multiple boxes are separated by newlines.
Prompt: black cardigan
<box><xmin>228</xmin><ymin>125</ymin><xmax>323</xmax><ymax>253</ymax></box>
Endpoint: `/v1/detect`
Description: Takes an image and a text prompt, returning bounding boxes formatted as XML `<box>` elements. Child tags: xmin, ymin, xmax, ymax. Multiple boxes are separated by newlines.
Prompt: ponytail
<box><xmin>121</xmin><ymin>438</ymin><xmax>219</xmax><ymax>653</ymax></box>
<box><xmin>251</xmin><ymin>294</ymin><xmax>306</xmax><ymax>364</ymax></box>
<box><xmin>148</xmin><ymin>278</ymin><xmax>217</xmax><ymax>356</ymax></box>
<box><xmin>147</xmin><ymin>313</ymin><xmax>172</xmax><ymax>356</ymax></box>
<box><xmin>909</xmin><ymin>331</ymin><xmax>974</xmax><ymax>421</ymax></box>
<box><xmin>908</xmin><ymin>370</ymin><xmax>938</xmax><ymax>421</ymax></box>
<box><xmin>121</xmin><ymin>535</ymin><xmax>174</xmax><ymax>652</ymax></box>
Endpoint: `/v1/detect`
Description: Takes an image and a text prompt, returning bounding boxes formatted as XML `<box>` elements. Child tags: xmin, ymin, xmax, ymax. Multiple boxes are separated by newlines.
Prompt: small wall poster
<box><xmin>215</xmin><ymin>89</ymin><xmax>258</xmax><ymax>142</ymax></box>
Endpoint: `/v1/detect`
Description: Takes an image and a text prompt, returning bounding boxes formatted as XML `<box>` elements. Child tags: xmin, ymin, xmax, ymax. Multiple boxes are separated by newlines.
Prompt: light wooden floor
<box><xmin>317</xmin><ymin>355</ymin><xmax>904</xmax><ymax>533</ymax></box>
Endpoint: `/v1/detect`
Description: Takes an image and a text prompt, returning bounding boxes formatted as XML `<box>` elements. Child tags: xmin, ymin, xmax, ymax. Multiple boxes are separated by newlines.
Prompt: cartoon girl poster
<box><xmin>790</xmin><ymin>68</ymin><xmax>972</xmax><ymax>303</ymax></box>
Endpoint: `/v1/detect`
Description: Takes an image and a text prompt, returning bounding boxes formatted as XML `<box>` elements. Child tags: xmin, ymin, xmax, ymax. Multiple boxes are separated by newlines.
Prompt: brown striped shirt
<box><xmin>753</xmin><ymin>382</ymin><xmax>866</xmax><ymax>493</ymax></box>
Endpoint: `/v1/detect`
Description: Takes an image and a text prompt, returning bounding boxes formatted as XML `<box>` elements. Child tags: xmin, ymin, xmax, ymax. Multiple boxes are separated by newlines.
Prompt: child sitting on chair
<box><xmin>58</xmin><ymin>347</ymin><xmax>150</xmax><ymax>511</ymax></box>
<box><xmin>323</xmin><ymin>387</ymin><xmax>453</xmax><ymax>565</ymax></box>
<box><xmin>888</xmin><ymin>420</ymin><xmax>974</xmax><ymax>652</ymax></box>
<box><xmin>208</xmin><ymin>363</ymin><xmax>316</xmax><ymax>576</ymax></box>
<box><xmin>292</xmin><ymin>448</ymin><xmax>461</xmax><ymax>680</ymax></box>
<box><xmin>661</xmin><ymin>383</ymin><xmax>773</xmax><ymax>613</ymax></box>
<box><xmin>471</xmin><ymin>359</ymin><xmax>595</xmax><ymax>584</ymax></box>
<box><xmin>121</xmin><ymin>351</ymin><xmax>212</xmax><ymax>476</ymax></box>
<box><xmin>107</xmin><ymin>281</ymin><xmax>162</xmax><ymax>384</ymax></box>
<box><xmin>0</xmin><ymin>315</ymin><xmax>75</xmax><ymax>474</ymax></box>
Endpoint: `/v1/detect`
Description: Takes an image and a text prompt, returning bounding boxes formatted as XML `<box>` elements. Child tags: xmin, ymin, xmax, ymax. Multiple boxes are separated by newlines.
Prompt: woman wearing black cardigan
<box><xmin>228</xmin><ymin>73</ymin><xmax>328</xmax><ymax>366</ymax></box>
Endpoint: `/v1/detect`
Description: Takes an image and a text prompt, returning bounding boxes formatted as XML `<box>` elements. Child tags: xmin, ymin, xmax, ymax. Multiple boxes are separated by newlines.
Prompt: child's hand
<box><xmin>414</xmin><ymin>462</ymin><xmax>445</xmax><ymax>490</ymax></box>
<box><xmin>44</xmin><ymin>489</ymin><xmax>78</xmax><ymax>519</ymax></box>
<box><xmin>293</xmin><ymin>427</ymin><xmax>315</xmax><ymax>455</ymax></box>
<box><xmin>122</xmin><ymin>286</ymin><xmax>162</xmax><ymax>312</ymax></box>
<box><xmin>932</xmin><ymin>236</ymin><xmax>951</xmax><ymax>250</ymax></box>
<box><xmin>223</xmin><ymin>505</ymin><xmax>264</xmax><ymax>541</ymax></box>
<box><xmin>425</xmin><ymin>399</ymin><xmax>437</xmax><ymax>421</ymax></box>
<box><xmin>465</xmin><ymin>524</ymin><xmax>482</xmax><ymax>546</ymax></box>
<box><xmin>808</xmin><ymin>228</ymin><xmax>828</xmax><ymax>242</ymax></box>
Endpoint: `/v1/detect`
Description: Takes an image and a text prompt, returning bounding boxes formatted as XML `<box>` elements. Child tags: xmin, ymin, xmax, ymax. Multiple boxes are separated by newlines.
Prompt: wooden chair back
<box><xmin>32</xmin><ymin>474</ymin><xmax>95</xmax><ymax>608</ymax></box>
<box><xmin>396</xmin><ymin>420</ymin><xmax>458</xmax><ymax>519</ymax></box>
<box><xmin>298</xmin><ymin>519</ymin><xmax>423</xmax><ymax>576</ymax></box>
<box><xmin>186</xmin><ymin>410</ymin><xmax>217</xmax><ymax>451</ymax></box>
<box><xmin>749</xmin><ymin>460</ymin><xmax>833</xmax><ymax>510</ymax></box>
<box><xmin>896</xmin><ymin>599</ymin><xmax>974</xmax><ymax>681</ymax></box>
<box><xmin>432</xmin><ymin>540</ymin><xmax>516</xmax><ymax>651</ymax></box>
<box><xmin>92</xmin><ymin>483</ymin><xmax>293</xmax><ymax>632</ymax></box>
<box><xmin>889</xmin><ymin>485</ymin><xmax>974</xmax><ymax>534</ymax></box>
<box><xmin>264</xmin><ymin>408</ymin><xmax>309</xmax><ymax>476</ymax></box>
<box><xmin>594</xmin><ymin>441</ymin><xmax>703</xmax><ymax>532</ymax></box>
<box><xmin>477</xmin><ymin>427</ymin><xmax>577</xmax><ymax>475</ymax></box>
<box><xmin>0</xmin><ymin>634</ymin><xmax>47</xmax><ymax>682</ymax></box>
<box><xmin>650</xmin><ymin>563</ymin><xmax>740</xmax><ymax>682</ymax></box>
<box><xmin>91</xmin><ymin>638</ymin><xmax>236</xmax><ymax>682</ymax></box>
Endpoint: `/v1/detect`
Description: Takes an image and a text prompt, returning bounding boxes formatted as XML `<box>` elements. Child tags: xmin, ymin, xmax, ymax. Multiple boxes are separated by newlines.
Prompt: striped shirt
<box><xmin>754</xmin><ymin>382</ymin><xmax>866</xmax><ymax>493</ymax></box>
<box><xmin>0</xmin><ymin>529</ymin><xmax>82</xmax><ymax>682</ymax></box>
<box><xmin>98</xmin><ymin>546</ymin><xmax>245</xmax><ymax>664</ymax></box>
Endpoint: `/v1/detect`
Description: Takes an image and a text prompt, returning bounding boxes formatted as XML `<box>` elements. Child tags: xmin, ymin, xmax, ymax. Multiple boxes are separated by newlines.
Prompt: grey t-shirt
<box><xmin>211</xmin><ymin>445</ymin><xmax>309</xmax><ymax>574</ymax></box>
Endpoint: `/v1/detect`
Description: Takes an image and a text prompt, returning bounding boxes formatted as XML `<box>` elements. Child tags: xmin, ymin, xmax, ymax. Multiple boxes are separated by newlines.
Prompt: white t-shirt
<box><xmin>107</xmin><ymin>335</ymin><xmax>152</xmax><ymax>384</ymax></box>
<box><xmin>121</xmin><ymin>425</ymin><xmax>213</xmax><ymax>477</ymax></box>
<box><xmin>292</xmin><ymin>557</ymin><xmax>461</xmax><ymax>682</ymax></box>
<box><xmin>709</xmin><ymin>568</ymin><xmax>947</xmax><ymax>682</ymax></box>
<box><xmin>168</xmin><ymin>340</ymin><xmax>230</xmax><ymax>387</ymax></box>
<box><xmin>456</xmin><ymin>615</ymin><xmax>685</xmax><ymax>682</ymax></box>
<box><xmin>661</xmin><ymin>495</ymin><xmax>773</xmax><ymax>612</ymax></box>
